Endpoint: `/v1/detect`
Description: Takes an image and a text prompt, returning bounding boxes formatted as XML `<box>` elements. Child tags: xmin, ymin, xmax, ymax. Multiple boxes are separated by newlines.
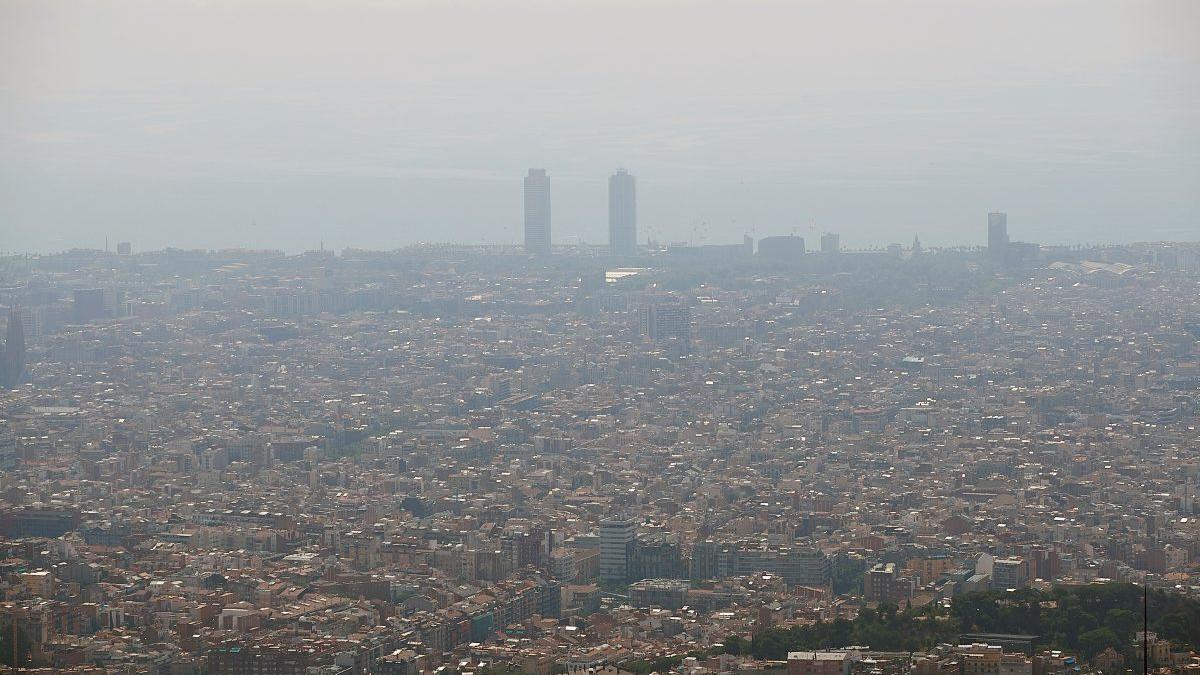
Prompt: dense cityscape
<box><xmin>0</xmin><ymin>182</ymin><xmax>1198</xmax><ymax>675</ymax></box>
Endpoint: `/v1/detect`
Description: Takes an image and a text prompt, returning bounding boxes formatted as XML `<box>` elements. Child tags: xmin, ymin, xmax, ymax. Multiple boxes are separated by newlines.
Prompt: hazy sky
<box><xmin>2</xmin><ymin>0</ymin><xmax>1197</xmax><ymax>253</ymax></box>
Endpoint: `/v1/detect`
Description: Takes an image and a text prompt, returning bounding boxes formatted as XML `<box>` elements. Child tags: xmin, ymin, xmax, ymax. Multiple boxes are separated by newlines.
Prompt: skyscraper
<box><xmin>600</xmin><ymin>515</ymin><xmax>637</xmax><ymax>583</ymax></box>
<box><xmin>1</xmin><ymin>306</ymin><xmax>27</xmax><ymax>390</ymax></box>
<box><xmin>988</xmin><ymin>212</ymin><xmax>1008</xmax><ymax>263</ymax></box>
<box><xmin>524</xmin><ymin>169</ymin><xmax>551</xmax><ymax>256</ymax></box>
<box><xmin>608</xmin><ymin>169</ymin><xmax>636</xmax><ymax>257</ymax></box>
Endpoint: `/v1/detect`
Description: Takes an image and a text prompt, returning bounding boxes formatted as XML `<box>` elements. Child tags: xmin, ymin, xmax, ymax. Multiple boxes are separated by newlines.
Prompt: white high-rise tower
<box><xmin>524</xmin><ymin>169</ymin><xmax>551</xmax><ymax>255</ymax></box>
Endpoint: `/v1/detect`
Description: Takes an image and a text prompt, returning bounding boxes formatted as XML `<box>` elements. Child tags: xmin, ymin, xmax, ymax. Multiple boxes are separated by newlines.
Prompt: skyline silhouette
<box><xmin>3</xmin><ymin>0</ymin><xmax>1197</xmax><ymax>253</ymax></box>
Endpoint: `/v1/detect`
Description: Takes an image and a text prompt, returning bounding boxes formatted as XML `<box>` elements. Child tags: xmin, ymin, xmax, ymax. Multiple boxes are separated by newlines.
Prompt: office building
<box><xmin>599</xmin><ymin>515</ymin><xmax>637</xmax><ymax>583</ymax></box>
<box><xmin>864</xmin><ymin>562</ymin><xmax>913</xmax><ymax>604</ymax></box>
<box><xmin>820</xmin><ymin>233</ymin><xmax>840</xmax><ymax>254</ymax></box>
<box><xmin>207</xmin><ymin>644</ymin><xmax>314</xmax><ymax>675</ymax></box>
<box><xmin>758</xmin><ymin>235</ymin><xmax>806</xmax><ymax>260</ymax></box>
<box><xmin>787</xmin><ymin>652</ymin><xmax>855</xmax><ymax>675</ymax></box>
<box><xmin>0</xmin><ymin>426</ymin><xmax>16</xmax><ymax>470</ymax></box>
<box><xmin>1</xmin><ymin>307</ymin><xmax>26</xmax><ymax>390</ymax></box>
<box><xmin>0</xmin><ymin>506</ymin><xmax>82</xmax><ymax>538</ymax></box>
<box><xmin>731</xmin><ymin>546</ymin><xmax>831</xmax><ymax>586</ymax></box>
<box><xmin>628</xmin><ymin>579</ymin><xmax>689</xmax><ymax>609</ymax></box>
<box><xmin>990</xmin><ymin>557</ymin><xmax>1029</xmax><ymax>590</ymax></box>
<box><xmin>73</xmin><ymin>288</ymin><xmax>107</xmax><ymax>323</ymax></box>
<box><xmin>988</xmin><ymin>212</ymin><xmax>1009</xmax><ymax>263</ymax></box>
<box><xmin>609</xmin><ymin>169</ymin><xmax>637</xmax><ymax>256</ymax></box>
<box><xmin>18</xmin><ymin>306</ymin><xmax>42</xmax><ymax>344</ymax></box>
<box><xmin>638</xmin><ymin>302</ymin><xmax>691</xmax><ymax>344</ymax></box>
<box><xmin>690</xmin><ymin>541</ymin><xmax>719</xmax><ymax>581</ymax></box>
<box><xmin>630</xmin><ymin>535</ymin><xmax>684</xmax><ymax>581</ymax></box>
<box><xmin>524</xmin><ymin>169</ymin><xmax>551</xmax><ymax>256</ymax></box>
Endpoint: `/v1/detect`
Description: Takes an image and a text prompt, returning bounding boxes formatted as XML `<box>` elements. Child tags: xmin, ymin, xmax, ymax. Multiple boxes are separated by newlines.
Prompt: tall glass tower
<box><xmin>524</xmin><ymin>169</ymin><xmax>551</xmax><ymax>256</ymax></box>
<box><xmin>608</xmin><ymin>168</ymin><xmax>637</xmax><ymax>257</ymax></box>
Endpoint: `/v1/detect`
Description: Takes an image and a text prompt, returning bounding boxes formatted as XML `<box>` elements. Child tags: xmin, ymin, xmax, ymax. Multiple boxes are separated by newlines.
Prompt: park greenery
<box><xmin>723</xmin><ymin>584</ymin><xmax>1200</xmax><ymax>664</ymax></box>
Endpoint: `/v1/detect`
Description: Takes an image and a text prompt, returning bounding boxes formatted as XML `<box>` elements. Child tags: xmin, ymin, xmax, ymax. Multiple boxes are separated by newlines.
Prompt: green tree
<box><xmin>724</xmin><ymin>635</ymin><xmax>747</xmax><ymax>655</ymax></box>
<box><xmin>1078</xmin><ymin>628</ymin><xmax>1122</xmax><ymax>660</ymax></box>
<box><xmin>1104</xmin><ymin>609</ymin><xmax>1136</xmax><ymax>642</ymax></box>
<box><xmin>729</xmin><ymin>585</ymin><xmax>1200</xmax><ymax>666</ymax></box>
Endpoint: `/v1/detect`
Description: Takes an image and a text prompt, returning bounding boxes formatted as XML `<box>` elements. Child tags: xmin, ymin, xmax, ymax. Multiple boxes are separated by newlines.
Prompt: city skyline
<box><xmin>3</xmin><ymin>1</ymin><xmax>1197</xmax><ymax>253</ymax></box>
<box><xmin>2</xmin><ymin>164</ymin><xmax>1190</xmax><ymax>258</ymax></box>
<box><xmin>9</xmin><ymin>217</ymin><xmax>1198</xmax><ymax>257</ymax></box>
<box><xmin>1</xmin><ymin>164</ymin><xmax>1195</xmax><ymax>254</ymax></box>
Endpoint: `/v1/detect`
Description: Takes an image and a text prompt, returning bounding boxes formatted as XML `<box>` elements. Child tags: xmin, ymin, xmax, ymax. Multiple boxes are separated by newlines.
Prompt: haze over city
<box><xmin>3</xmin><ymin>3</ymin><xmax>1200</xmax><ymax>674</ymax></box>
<box><xmin>3</xmin><ymin>0</ymin><xmax>1198</xmax><ymax>253</ymax></box>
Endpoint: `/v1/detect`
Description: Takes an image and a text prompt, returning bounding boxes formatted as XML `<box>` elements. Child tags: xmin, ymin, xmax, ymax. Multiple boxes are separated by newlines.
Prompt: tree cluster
<box><xmin>724</xmin><ymin>584</ymin><xmax>1200</xmax><ymax>665</ymax></box>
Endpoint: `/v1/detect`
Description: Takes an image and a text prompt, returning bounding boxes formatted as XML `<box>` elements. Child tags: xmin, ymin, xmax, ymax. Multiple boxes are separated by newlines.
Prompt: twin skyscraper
<box><xmin>523</xmin><ymin>168</ymin><xmax>637</xmax><ymax>257</ymax></box>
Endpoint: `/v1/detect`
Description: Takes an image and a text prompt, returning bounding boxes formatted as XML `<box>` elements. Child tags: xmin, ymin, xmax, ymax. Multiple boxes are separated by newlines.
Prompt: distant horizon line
<box><xmin>3</xmin><ymin>238</ymin><xmax>1198</xmax><ymax>259</ymax></box>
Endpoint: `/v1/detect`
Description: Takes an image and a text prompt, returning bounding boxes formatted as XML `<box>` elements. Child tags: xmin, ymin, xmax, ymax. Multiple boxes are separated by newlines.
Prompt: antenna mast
<box><xmin>1143</xmin><ymin>579</ymin><xmax>1149</xmax><ymax>675</ymax></box>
